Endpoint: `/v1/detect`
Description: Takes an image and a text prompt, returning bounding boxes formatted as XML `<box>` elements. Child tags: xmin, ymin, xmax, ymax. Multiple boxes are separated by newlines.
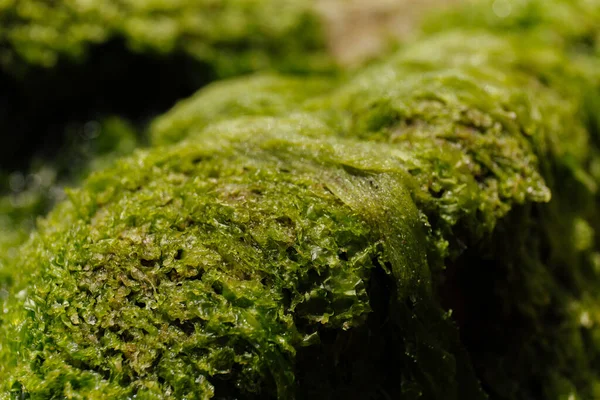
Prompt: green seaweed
<box><xmin>0</xmin><ymin>0</ymin><xmax>330</xmax><ymax>77</ymax></box>
<box><xmin>0</xmin><ymin>118</ymin><xmax>487</xmax><ymax>399</ymax></box>
<box><xmin>422</xmin><ymin>0</ymin><xmax>600</xmax><ymax>55</ymax></box>
<box><xmin>150</xmin><ymin>74</ymin><xmax>335</xmax><ymax>146</ymax></box>
<box><xmin>3</xmin><ymin>2</ymin><xmax>600</xmax><ymax>400</ymax></box>
<box><xmin>0</xmin><ymin>116</ymin><xmax>138</xmax><ymax>292</ymax></box>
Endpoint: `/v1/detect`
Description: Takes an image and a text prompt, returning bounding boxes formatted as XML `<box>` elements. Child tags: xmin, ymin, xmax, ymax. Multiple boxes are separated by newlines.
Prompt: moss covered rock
<box><xmin>150</xmin><ymin>74</ymin><xmax>335</xmax><ymax>146</ymax></box>
<box><xmin>0</xmin><ymin>117</ymin><xmax>138</xmax><ymax>290</ymax></box>
<box><xmin>3</xmin><ymin>2</ymin><xmax>600</xmax><ymax>400</ymax></box>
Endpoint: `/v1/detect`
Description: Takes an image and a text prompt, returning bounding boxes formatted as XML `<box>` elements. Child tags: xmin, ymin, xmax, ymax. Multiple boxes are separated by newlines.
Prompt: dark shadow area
<box><xmin>294</xmin><ymin>264</ymin><xmax>405</xmax><ymax>400</ymax></box>
<box><xmin>437</xmin><ymin>202</ymin><xmax>589</xmax><ymax>400</ymax></box>
<box><xmin>0</xmin><ymin>39</ymin><xmax>214</xmax><ymax>172</ymax></box>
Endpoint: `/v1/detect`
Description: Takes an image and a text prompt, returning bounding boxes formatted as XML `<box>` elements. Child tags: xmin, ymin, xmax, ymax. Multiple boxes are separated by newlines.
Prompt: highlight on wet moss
<box><xmin>3</xmin><ymin>5</ymin><xmax>600</xmax><ymax>400</ymax></box>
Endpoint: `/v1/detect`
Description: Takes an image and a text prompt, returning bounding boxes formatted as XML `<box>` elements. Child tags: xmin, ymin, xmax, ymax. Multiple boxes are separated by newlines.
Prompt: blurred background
<box><xmin>0</xmin><ymin>0</ymin><xmax>460</xmax><ymax>241</ymax></box>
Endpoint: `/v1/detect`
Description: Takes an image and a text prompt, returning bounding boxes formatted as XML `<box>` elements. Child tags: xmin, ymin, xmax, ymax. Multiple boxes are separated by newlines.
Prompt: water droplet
<box><xmin>311</xmin><ymin>246</ymin><xmax>321</xmax><ymax>261</ymax></box>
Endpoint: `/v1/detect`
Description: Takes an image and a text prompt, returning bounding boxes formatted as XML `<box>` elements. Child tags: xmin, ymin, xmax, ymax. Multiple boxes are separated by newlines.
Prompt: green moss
<box><xmin>150</xmin><ymin>74</ymin><xmax>335</xmax><ymax>146</ymax></box>
<box><xmin>0</xmin><ymin>0</ymin><xmax>331</xmax><ymax>77</ymax></box>
<box><xmin>324</xmin><ymin>31</ymin><xmax>600</xmax><ymax>399</ymax></box>
<box><xmin>3</xmin><ymin>4</ymin><xmax>600</xmax><ymax>400</ymax></box>
<box><xmin>0</xmin><ymin>116</ymin><xmax>138</xmax><ymax>291</ymax></box>
<box><xmin>0</xmin><ymin>110</ymin><xmax>455</xmax><ymax>395</ymax></box>
<box><xmin>422</xmin><ymin>0</ymin><xmax>600</xmax><ymax>55</ymax></box>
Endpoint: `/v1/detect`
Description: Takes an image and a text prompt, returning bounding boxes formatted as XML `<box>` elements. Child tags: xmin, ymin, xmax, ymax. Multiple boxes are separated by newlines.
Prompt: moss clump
<box><xmin>324</xmin><ymin>31</ymin><xmax>600</xmax><ymax>399</ymax></box>
<box><xmin>150</xmin><ymin>74</ymin><xmax>335</xmax><ymax>146</ymax></box>
<box><xmin>1</xmin><ymin>115</ymin><xmax>490</xmax><ymax>398</ymax></box>
<box><xmin>3</xmin><ymin>3</ymin><xmax>600</xmax><ymax>400</ymax></box>
<box><xmin>0</xmin><ymin>117</ymin><xmax>138</xmax><ymax>289</ymax></box>
<box><xmin>422</xmin><ymin>0</ymin><xmax>600</xmax><ymax>55</ymax></box>
<box><xmin>0</xmin><ymin>0</ymin><xmax>330</xmax><ymax>77</ymax></box>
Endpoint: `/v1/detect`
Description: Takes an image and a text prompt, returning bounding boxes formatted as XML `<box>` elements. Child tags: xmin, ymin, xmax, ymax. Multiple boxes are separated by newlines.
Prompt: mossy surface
<box><xmin>3</xmin><ymin>2</ymin><xmax>600</xmax><ymax>399</ymax></box>
<box><xmin>0</xmin><ymin>0</ymin><xmax>330</xmax><ymax>77</ymax></box>
<box><xmin>0</xmin><ymin>117</ymin><xmax>138</xmax><ymax>295</ymax></box>
<box><xmin>422</xmin><ymin>0</ymin><xmax>600</xmax><ymax>55</ymax></box>
<box><xmin>150</xmin><ymin>74</ymin><xmax>335</xmax><ymax>146</ymax></box>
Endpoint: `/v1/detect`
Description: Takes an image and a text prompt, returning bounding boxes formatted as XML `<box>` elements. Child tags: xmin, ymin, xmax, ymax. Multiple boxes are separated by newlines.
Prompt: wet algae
<box><xmin>3</xmin><ymin>1</ymin><xmax>600</xmax><ymax>399</ymax></box>
<box><xmin>0</xmin><ymin>0</ymin><xmax>329</xmax><ymax>76</ymax></box>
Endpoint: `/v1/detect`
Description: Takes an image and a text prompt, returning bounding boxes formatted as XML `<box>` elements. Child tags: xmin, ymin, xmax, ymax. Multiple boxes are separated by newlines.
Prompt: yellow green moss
<box><xmin>0</xmin><ymin>0</ymin><xmax>331</xmax><ymax>77</ymax></box>
<box><xmin>2</xmin><ymin>1</ymin><xmax>600</xmax><ymax>399</ymax></box>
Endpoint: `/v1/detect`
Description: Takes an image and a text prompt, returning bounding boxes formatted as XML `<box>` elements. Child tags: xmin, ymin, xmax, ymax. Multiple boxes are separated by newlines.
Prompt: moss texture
<box><xmin>150</xmin><ymin>74</ymin><xmax>335</xmax><ymax>146</ymax></box>
<box><xmin>0</xmin><ymin>0</ymin><xmax>329</xmax><ymax>76</ymax></box>
<box><xmin>423</xmin><ymin>0</ymin><xmax>600</xmax><ymax>55</ymax></box>
<box><xmin>2</xmin><ymin>1</ymin><xmax>600</xmax><ymax>399</ymax></box>
<box><xmin>0</xmin><ymin>117</ymin><xmax>138</xmax><ymax>296</ymax></box>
